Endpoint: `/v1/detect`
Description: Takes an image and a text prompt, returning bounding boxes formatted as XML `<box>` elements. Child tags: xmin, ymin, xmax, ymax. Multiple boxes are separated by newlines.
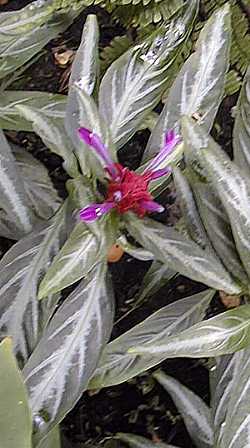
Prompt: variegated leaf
<box><xmin>118</xmin><ymin>234</ymin><xmax>154</xmax><ymax>261</ymax></box>
<box><xmin>0</xmin><ymin>0</ymin><xmax>85</xmax><ymax>80</ymax></box>
<box><xmin>173</xmin><ymin>167</ymin><xmax>213</xmax><ymax>251</ymax></box>
<box><xmin>67</xmin><ymin>14</ymin><xmax>99</xmax><ymax>96</ymax></box>
<box><xmin>0</xmin><ymin>130</ymin><xmax>36</xmax><ymax>235</ymax></box>
<box><xmin>39</xmin><ymin>426</ymin><xmax>61</xmax><ymax>448</ymax></box>
<box><xmin>116</xmin><ymin>433</ymin><xmax>178</xmax><ymax>448</ymax></box>
<box><xmin>0</xmin><ymin>201</ymin><xmax>71</xmax><ymax>363</ymax></box>
<box><xmin>216</xmin><ymin>346</ymin><xmax>250</xmax><ymax>448</ymax></box>
<box><xmin>38</xmin><ymin>217</ymin><xmax>116</xmax><ymax>299</ymax></box>
<box><xmin>143</xmin><ymin>4</ymin><xmax>231</xmax><ymax>160</ymax></box>
<box><xmin>125</xmin><ymin>214</ymin><xmax>241</xmax><ymax>294</ymax></box>
<box><xmin>89</xmin><ymin>290</ymin><xmax>214</xmax><ymax>389</ymax></box>
<box><xmin>15</xmin><ymin>106</ymin><xmax>78</xmax><ymax>178</ymax></box>
<box><xmin>0</xmin><ymin>338</ymin><xmax>32</xmax><ymax>448</ymax></box>
<box><xmin>13</xmin><ymin>145</ymin><xmax>61</xmax><ymax>221</ymax></box>
<box><xmin>0</xmin><ymin>91</ymin><xmax>66</xmax><ymax>131</ymax></box>
<box><xmin>210</xmin><ymin>355</ymin><xmax>236</xmax><ymax>445</ymax></box>
<box><xmin>129</xmin><ymin>304</ymin><xmax>250</xmax><ymax>358</ymax></box>
<box><xmin>99</xmin><ymin>0</ymin><xmax>198</xmax><ymax>149</ymax></box>
<box><xmin>65</xmin><ymin>87</ymin><xmax>114</xmax><ymax>178</ymax></box>
<box><xmin>23</xmin><ymin>263</ymin><xmax>114</xmax><ymax>442</ymax></box>
<box><xmin>137</xmin><ymin>261</ymin><xmax>177</xmax><ymax>301</ymax></box>
<box><xmin>154</xmin><ymin>371</ymin><xmax>213</xmax><ymax>448</ymax></box>
<box><xmin>186</xmin><ymin>119</ymin><xmax>250</xmax><ymax>284</ymax></box>
<box><xmin>233</xmin><ymin>66</ymin><xmax>250</xmax><ymax>176</ymax></box>
<box><xmin>65</xmin><ymin>15</ymin><xmax>110</xmax><ymax>177</ymax></box>
<box><xmin>182</xmin><ymin>117</ymin><xmax>249</xmax><ymax>287</ymax></box>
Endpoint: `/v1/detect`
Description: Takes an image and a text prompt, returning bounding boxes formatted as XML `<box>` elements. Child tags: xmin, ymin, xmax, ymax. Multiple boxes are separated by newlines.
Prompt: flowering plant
<box><xmin>0</xmin><ymin>3</ymin><xmax>250</xmax><ymax>448</ymax></box>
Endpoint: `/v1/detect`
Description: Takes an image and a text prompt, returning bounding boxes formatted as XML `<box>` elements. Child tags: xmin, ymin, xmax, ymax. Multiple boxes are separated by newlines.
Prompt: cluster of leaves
<box><xmin>0</xmin><ymin>0</ymin><xmax>250</xmax><ymax>447</ymax></box>
<box><xmin>98</xmin><ymin>0</ymin><xmax>250</xmax><ymax>96</ymax></box>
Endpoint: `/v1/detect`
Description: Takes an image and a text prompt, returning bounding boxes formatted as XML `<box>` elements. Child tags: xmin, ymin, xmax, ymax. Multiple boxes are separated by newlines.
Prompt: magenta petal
<box><xmin>78</xmin><ymin>127</ymin><xmax>118</xmax><ymax>179</ymax></box>
<box><xmin>140</xmin><ymin>200</ymin><xmax>164</xmax><ymax>213</ymax></box>
<box><xmin>79</xmin><ymin>202</ymin><xmax>114</xmax><ymax>222</ymax></box>
<box><xmin>78</xmin><ymin>127</ymin><xmax>93</xmax><ymax>145</ymax></box>
<box><xmin>146</xmin><ymin>129</ymin><xmax>180</xmax><ymax>172</ymax></box>
<box><xmin>148</xmin><ymin>167</ymin><xmax>171</xmax><ymax>180</ymax></box>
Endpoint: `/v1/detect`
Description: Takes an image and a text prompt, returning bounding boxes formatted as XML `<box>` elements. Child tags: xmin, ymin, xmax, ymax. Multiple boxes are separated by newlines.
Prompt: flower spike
<box><xmin>78</xmin><ymin>128</ymin><xmax>179</xmax><ymax>222</ymax></box>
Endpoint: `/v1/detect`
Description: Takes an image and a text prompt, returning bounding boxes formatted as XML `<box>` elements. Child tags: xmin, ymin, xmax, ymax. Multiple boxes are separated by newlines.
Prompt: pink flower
<box><xmin>78</xmin><ymin>128</ymin><xmax>180</xmax><ymax>222</ymax></box>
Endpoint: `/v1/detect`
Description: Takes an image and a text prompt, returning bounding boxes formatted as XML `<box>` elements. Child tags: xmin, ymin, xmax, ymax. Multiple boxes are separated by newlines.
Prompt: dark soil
<box><xmin>0</xmin><ymin>2</ymin><xmax>237</xmax><ymax>448</ymax></box>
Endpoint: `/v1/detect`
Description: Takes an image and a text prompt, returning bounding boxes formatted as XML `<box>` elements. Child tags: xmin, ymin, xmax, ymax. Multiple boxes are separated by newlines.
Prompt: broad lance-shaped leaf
<box><xmin>66</xmin><ymin>87</ymin><xmax>114</xmax><ymax>178</ymax></box>
<box><xmin>99</xmin><ymin>0</ymin><xmax>198</xmax><ymax>149</ymax></box>
<box><xmin>125</xmin><ymin>214</ymin><xmax>241</xmax><ymax>294</ymax></box>
<box><xmin>210</xmin><ymin>355</ymin><xmax>236</xmax><ymax>446</ymax></box>
<box><xmin>0</xmin><ymin>91</ymin><xmax>66</xmax><ymax>132</ymax></box>
<box><xmin>39</xmin><ymin>426</ymin><xmax>61</xmax><ymax>448</ymax></box>
<box><xmin>116</xmin><ymin>433</ymin><xmax>178</xmax><ymax>448</ymax></box>
<box><xmin>0</xmin><ymin>338</ymin><xmax>32</xmax><ymax>448</ymax></box>
<box><xmin>16</xmin><ymin>105</ymin><xmax>79</xmax><ymax>178</ymax></box>
<box><xmin>154</xmin><ymin>371</ymin><xmax>213</xmax><ymax>448</ymax></box>
<box><xmin>0</xmin><ymin>129</ymin><xmax>36</xmax><ymax>235</ymax></box>
<box><xmin>188</xmin><ymin>119</ymin><xmax>250</xmax><ymax>283</ymax></box>
<box><xmin>137</xmin><ymin>260</ymin><xmax>177</xmax><ymax>301</ymax></box>
<box><xmin>38</xmin><ymin>216</ymin><xmax>116</xmax><ymax>299</ymax></box>
<box><xmin>65</xmin><ymin>16</ymin><xmax>110</xmax><ymax>177</ymax></box>
<box><xmin>233</xmin><ymin>66</ymin><xmax>250</xmax><ymax>175</ymax></box>
<box><xmin>89</xmin><ymin>290</ymin><xmax>214</xmax><ymax>389</ymax></box>
<box><xmin>129</xmin><ymin>304</ymin><xmax>250</xmax><ymax>358</ymax></box>
<box><xmin>182</xmin><ymin>117</ymin><xmax>249</xmax><ymax>287</ymax></box>
<box><xmin>23</xmin><ymin>263</ymin><xmax>114</xmax><ymax>442</ymax></box>
<box><xmin>216</xmin><ymin>346</ymin><xmax>250</xmax><ymax>448</ymax></box>
<box><xmin>173</xmin><ymin>167</ymin><xmax>214</xmax><ymax>251</ymax></box>
<box><xmin>0</xmin><ymin>201</ymin><xmax>71</xmax><ymax>363</ymax></box>
<box><xmin>67</xmin><ymin>14</ymin><xmax>99</xmax><ymax>96</ymax></box>
<box><xmin>13</xmin><ymin>145</ymin><xmax>61</xmax><ymax>221</ymax></box>
<box><xmin>143</xmin><ymin>4</ymin><xmax>231</xmax><ymax>161</ymax></box>
<box><xmin>0</xmin><ymin>0</ymin><xmax>86</xmax><ymax>80</ymax></box>
<box><xmin>118</xmin><ymin>234</ymin><xmax>154</xmax><ymax>261</ymax></box>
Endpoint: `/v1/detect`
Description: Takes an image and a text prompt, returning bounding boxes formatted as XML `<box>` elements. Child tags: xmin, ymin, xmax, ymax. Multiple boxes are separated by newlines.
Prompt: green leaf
<box><xmin>143</xmin><ymin>4</ymin><xmax>231</xmax><ymax>161</ymax></box>
<box><xmin>65</xmin><ymin>15</ymin><xmax>108</xmax><ymax>177</ymax></box>
<box><xmin>173</xmin><ymin>167</ymin><xmax>213</xmax><ymax>251</ymax></box>
<box><xmin>99</xmin><ymin>0</ymin><xmax>198</xmax><ymax>149</ymax></box>
<box><xmin>181</xmin><ymin>116</ymin><xmax>249</xmax><ymax>287</ymax></box>
<box><xmin>38</xmin><ymin>217</ymin><xmax>116</xmax><ymax>299</ymax></box>
<box><xmin>0</xmin><ymin>201</ymin><xmax>71</xmax><ymax>363</ymax></box>
<box><xmin>23</xmin><ymin>263</ymin><xmax>114</xmax><ymax>442</ymax></box>
<box><xmin>65</xmin><ymin>87</ymin><xmax>114</xmax><ymax>177</ymax></box>
<box><xmin>13</xmin><ymin>145</ymin><xmax>62</xmax><ymax>221</ymax></box>
<box><xmin>215</xmin><ymin>346</ymin><xmax>250</xmax><ymax>448</ymax></box>
<box><xmin>233</xmin><ymin>66</ymin><xmax>250</xmax><ymax>175</ymax></box>
<box><xmin>210</xmin><ymin>355</ymin><xmax>236</xmax><ymax>446</ymax></box>
<box><xmin>39</xmin><ymin>426</ymin><xmax>61</xmax><ymax>448</ymax></box>
<box><xmin>187</xmin><ymin>118</ymin><xmax>250</xmax><ymax>284</ymax></box>
<box><xmin>137</xmin><ymin>261</ymin><xmax>177</xmax><ymax>301</ymax></box>
<box><xmin>68</xmin><ymin>14</ymin><xmax>99</xmax><ymax>96</ymax></box>
<box><xmin>89</xmin><ymin>290</ymin><xmax>214</xmax><ymax>389</ymax></box>
<box><xmin>0</xmin><ymin>0</ymin><xmax>85</xmax><ymax>80</ymax></box>
<box><xmin>154</xmin><ymin>371</ymin><xmax>213</xmax><ymax>448</ymax></box>
<box><xmin>129</xmin><ymin>304</ymin><xmax>250</xmax><ymax>358</ymax></box>
<box><xmin>0</xmin><ymin>90</ymin><xmax>66</xmax><ymax>131</ymax></box>
<box><xmin>116</xmin><ymin>433</ymin><xmax>178</xmax><ymax>448</ymax></box>
<box><xmin>0</xmin><ymin>130</ymin><xmax>36</xmax><ymax>235</ymax></box>
<box><xmin>125</xmin><ymin>214</ymin><xmax>241</xmax><ymax>294</ymax></box>
<box><xmin>118</xmin><ymin>234</ymin><xmax>154</xmax><ymax>261</ymax></box>
<box><xmin>0</xmin><ymin>338</ymin><xmax>32</xmax><ymax>448</ymax></box>
<box><xmin>15</xmin><ymin>106</ymin><xmax>79</xmax><ymax>178</ymax></box>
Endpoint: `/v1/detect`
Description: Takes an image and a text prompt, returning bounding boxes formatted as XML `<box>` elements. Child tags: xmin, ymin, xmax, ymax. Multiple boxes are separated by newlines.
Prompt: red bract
<box><xmin>106</xmin><ymin>164</ymin><xmax>152</xmax><ymax>217</ymax></box>
<box><xmin>78</xmin><ymin>128</ymin><xmax>180</xmax><ymax>222</ymax></box>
